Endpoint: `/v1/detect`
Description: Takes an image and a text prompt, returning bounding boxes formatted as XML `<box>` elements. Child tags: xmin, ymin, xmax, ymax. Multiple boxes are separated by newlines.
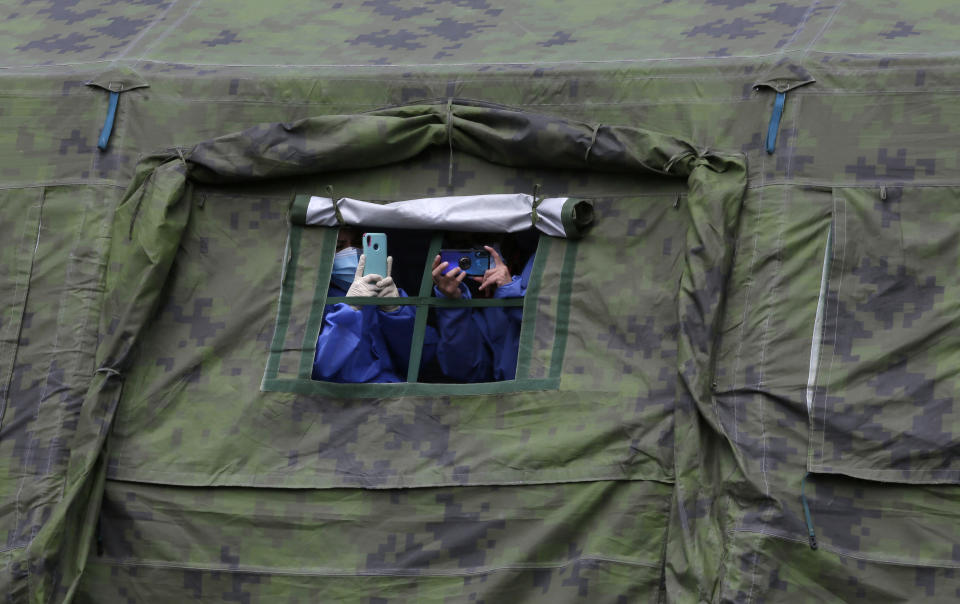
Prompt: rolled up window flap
<box><xmin>561</xmin><ymin>198</ymin><xmax>594</xmax><ymax>240</ymax></box>
<box><xmin>293</xmin><ymin>193</ymin><xmax>595</xmax><ymax>239</ymax></box>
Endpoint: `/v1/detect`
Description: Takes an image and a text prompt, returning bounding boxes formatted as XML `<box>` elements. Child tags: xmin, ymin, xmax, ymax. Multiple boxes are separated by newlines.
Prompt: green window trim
<box><xmin>264</xmin><ymin>225</ymin><xmax>306</xmax><ymax>381</ymax></box>
<box><xmin>406</xmin><ymin>232</ymin><xmax>444</xmax><ymax>382</ymax></box>
<box><xmin>261</xmin><ymin>376</ymin><xmax>561</xmax><ymax>398</ymax></box>
<box><xmin>262</xmin><ymin>197</ymin><xmax>581</xmax><ymax>398</ymax></box>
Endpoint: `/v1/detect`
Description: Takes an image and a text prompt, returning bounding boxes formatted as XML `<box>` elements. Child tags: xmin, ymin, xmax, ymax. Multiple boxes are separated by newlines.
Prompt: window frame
<box><xmin>261</xmin><ymin>196</ymin><xmax>580</xmax><ymax>398</ymax></box>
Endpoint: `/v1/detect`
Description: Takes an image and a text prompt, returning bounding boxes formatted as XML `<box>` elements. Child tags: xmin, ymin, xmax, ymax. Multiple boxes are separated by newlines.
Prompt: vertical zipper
<box><xmin>800</xmin><ymin>222</ymin><xmax>831</xmax><ymax>553</ymax></box>
<box><xmin>806</xmin><ymin>221</ymin><xmax>833</xmax><ymax>415</ymax></box>
<box><xmin>800</xmin><ymin>472</ymin><xmax>818</xmax><ymax>550</ymax></box>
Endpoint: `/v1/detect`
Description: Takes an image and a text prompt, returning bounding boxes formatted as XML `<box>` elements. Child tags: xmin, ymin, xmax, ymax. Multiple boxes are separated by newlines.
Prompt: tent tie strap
<box><xmin>800</xmin><ymin>472</ymin><xmax>819</xmax><ymax>550</ymax></box>
<box><xmin>95</xmin><ymin>367</ymin><xmax>121</xmax><ymax>379</ymax></box>
<box><xmin>175</xmin><ymin>146</ymin><xmax>187</xmax><ymax>166</ymax></box>
<box><xmin>530</xmin><ymin>184</ymin><xmax>543</xmax><ymax>226</ymax></box>
<box><xmin>325</xmin><ymin>185</ymin><xmax>344</xmax><ymax>225</ymax></box>
<box><xmin>664</xmin><ymin>148</ymin><xmax>695</xmax><ymax>174</ymax></box>
<box><xmin>446</xmin><ymin>98</ymin><xmax>454</xmax><ymax>188</ymax></box>
<box><xmin>766</xmin><ymin>91</ymin><xmax>786</xmax><ymax>154</ymax></box>
<box><xmin>98</xmin><ymin>90</ymin><xmax>121</xmax><ymax>151</ymax></box>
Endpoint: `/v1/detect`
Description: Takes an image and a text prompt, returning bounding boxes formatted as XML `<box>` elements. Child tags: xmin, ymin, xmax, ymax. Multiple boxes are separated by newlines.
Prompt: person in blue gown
<box><xmin>431</xmin><ymin>245</ymin><xmax>534</xmax><ymax>382</ymax></box>
<box><xmin>312</xmin><ymin>228</ymin><xmax>436</xmax><ymax>383</ymax></box>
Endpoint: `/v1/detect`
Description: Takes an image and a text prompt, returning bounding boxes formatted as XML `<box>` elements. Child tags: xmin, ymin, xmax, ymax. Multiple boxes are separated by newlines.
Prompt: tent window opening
<box><xmin>313</xmin><ymin>227</ymin><xmax>539</xmax><ymax>385</ymax></box>
<box><xmin>261</xmin><ymin>193</ymin><xmax>591</xmax><ymax>398</ymax></box>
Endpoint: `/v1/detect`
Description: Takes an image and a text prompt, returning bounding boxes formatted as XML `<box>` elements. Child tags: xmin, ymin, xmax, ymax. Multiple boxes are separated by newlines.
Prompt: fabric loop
<box><xmin>584</xmin><ymin>123</ymin><xmax>601</xmax><ymax>163</ymax></box>
<box><xmin>664</xmin><ymin>148</ymin><xmax>696</xmax><ymax>174</ymax></box>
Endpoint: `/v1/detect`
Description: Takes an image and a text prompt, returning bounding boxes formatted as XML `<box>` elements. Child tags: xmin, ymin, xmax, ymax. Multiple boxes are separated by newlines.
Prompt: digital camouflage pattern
<box><xmin>1</xmin><ymin>1</ymin><xmax>959</xmax><ymax>602</ymax></box>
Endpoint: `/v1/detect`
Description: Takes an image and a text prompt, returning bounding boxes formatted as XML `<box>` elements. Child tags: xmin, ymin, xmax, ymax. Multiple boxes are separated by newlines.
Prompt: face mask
<box><xmin>331</xmin><ymin>247</ymin><xmax>359</xmax><ymax>291</ymax></box>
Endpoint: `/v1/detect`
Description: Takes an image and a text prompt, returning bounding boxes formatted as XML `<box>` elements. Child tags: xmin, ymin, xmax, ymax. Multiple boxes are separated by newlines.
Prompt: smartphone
<box><xmin>362</xmin><ymin>232</ymin><xmax>388</xmax><ymax>277</ymax></box>
<box><xmin>439</xmin><ymin>248</ymin><xmax>491</xmax><ymax>276</ymax></box>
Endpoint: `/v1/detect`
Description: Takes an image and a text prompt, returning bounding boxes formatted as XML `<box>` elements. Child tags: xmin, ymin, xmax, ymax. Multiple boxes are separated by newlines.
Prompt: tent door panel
<box><xmin>810</xmin><ymin>186</ymin><xmax>960</xmax><ymax>484</ymax></box>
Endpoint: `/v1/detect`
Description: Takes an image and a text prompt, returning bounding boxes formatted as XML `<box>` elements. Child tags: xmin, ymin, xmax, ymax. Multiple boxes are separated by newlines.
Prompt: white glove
<box><xmin>346</xmin><ymin>255</ymin><xmax>381</xmax><ymax>309</ymax></box>
<box><xmin>376</xmin><ymin>256</ymin><xmax>400</xmax><ymax>312</ymax></box>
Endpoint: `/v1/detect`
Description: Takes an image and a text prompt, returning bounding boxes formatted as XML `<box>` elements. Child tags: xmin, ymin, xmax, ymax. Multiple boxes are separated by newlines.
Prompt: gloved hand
<box><xmin>346</xmin><ymin>255</ymin><xmax>382</xmax><ymax>310</ymax></box>
<box><xmin>375</xmin><ymin>256</ymin><xmax>400</xmax><ymax>312</ymax></box>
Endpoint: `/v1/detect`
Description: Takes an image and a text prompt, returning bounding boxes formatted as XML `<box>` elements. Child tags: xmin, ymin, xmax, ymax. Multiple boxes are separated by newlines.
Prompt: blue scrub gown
<box><xmin>312</xmin><ymin>284</ymin><xmax>437</xmax><ymax>383</ymax></box>
<box><xmin>434</xmin><ymin>256</ymin><xmax>534</xmax><ymax>382</ymax></box>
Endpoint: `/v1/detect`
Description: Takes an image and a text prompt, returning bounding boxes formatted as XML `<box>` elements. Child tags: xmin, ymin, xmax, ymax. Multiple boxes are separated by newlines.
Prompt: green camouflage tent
<box><xmin>2</xmin><ymin>1</ymin><xmax>959</xmax><ymax>601</ymax></box>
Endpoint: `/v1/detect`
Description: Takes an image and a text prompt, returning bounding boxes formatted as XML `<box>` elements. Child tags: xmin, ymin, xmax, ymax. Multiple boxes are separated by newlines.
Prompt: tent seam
<box><xmin>112</xmin><ymin>0</ymin><xmax>183</xmax><ymax>62</ymax></box>
<box><xmin>801</xmin><ymin>0</ymin><xmax>846</xmax><ymax>55</ymax></box>
<box><xmin>133</xmin><ymin>0</ymin><xmax>203</xmax><ymax>63</ymax></box>
<box><xmin>38</xmin><ymin>191</ymin><xmax>94</xmax><ymax>483</ymax></box>
<box><xmin>755</xmin><ymin>0</ymin><xmax>823</xmax><ymax>83</ymax></box>
<box><xmin>734</xmin><ymin>529</ymin><xmax>960</xmax><ymax>569</ymax></box>
<box><xmin>102</xmin><ymin>470</ymin><xmax>673</xmax><ymax>489</ymax></box>
<box><xmin>90</xmin><ymin>553</ymin><xmax>661</xmax><ymax>576</ymax></box>
<box><xmin>727</xmin><ymin>166</ymin><xmax>765</xmax><ymax>445</ymax></box>
<box><xmin>745</xmin><ymin>181</ymin><xmax>790</xmax><ymax>604</ymax></box>
<box><xmin>8</xmin><ymin>47</ymin><xmax>960</xmax><ymax>71</ymax></box>
<box><xmin>8</xmin><ymin>189</ymin><xmax>45</xmax><ymax>550</ymax></box>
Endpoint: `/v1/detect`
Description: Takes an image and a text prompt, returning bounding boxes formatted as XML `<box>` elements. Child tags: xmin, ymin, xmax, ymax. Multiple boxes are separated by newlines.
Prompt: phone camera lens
<box><xmin>458</xmin><ymin>256</ymin><xmax>471</xmax><ymax>270</ymax></box>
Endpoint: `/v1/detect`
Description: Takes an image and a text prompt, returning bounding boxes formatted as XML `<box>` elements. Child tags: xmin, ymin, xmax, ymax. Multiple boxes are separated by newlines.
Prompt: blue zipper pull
<box><xmin>97</xmin><ymin>90</ymin><xmax>120</xmax><ymax>151</ymax></box>
<box><xmin>765</xmin><ymin>91</ymin><xmax>786</xmax><ymax>155</ymax></box>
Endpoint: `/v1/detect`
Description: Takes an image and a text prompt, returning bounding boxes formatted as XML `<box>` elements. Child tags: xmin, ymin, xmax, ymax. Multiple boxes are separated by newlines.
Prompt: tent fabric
<box><xmin>21</xmin><ymin>102</ymin><xmax>747</xmax><ymax>601</ymax></box>
<box><xmin>3</xmin><ymin>2</ymin><xmax>960</xmax><ymax>602</ymax></box>
<box><xmin>296</xmin><ymin>194</ymin><xmax>593</xmax><ymax>239</ymax></box>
